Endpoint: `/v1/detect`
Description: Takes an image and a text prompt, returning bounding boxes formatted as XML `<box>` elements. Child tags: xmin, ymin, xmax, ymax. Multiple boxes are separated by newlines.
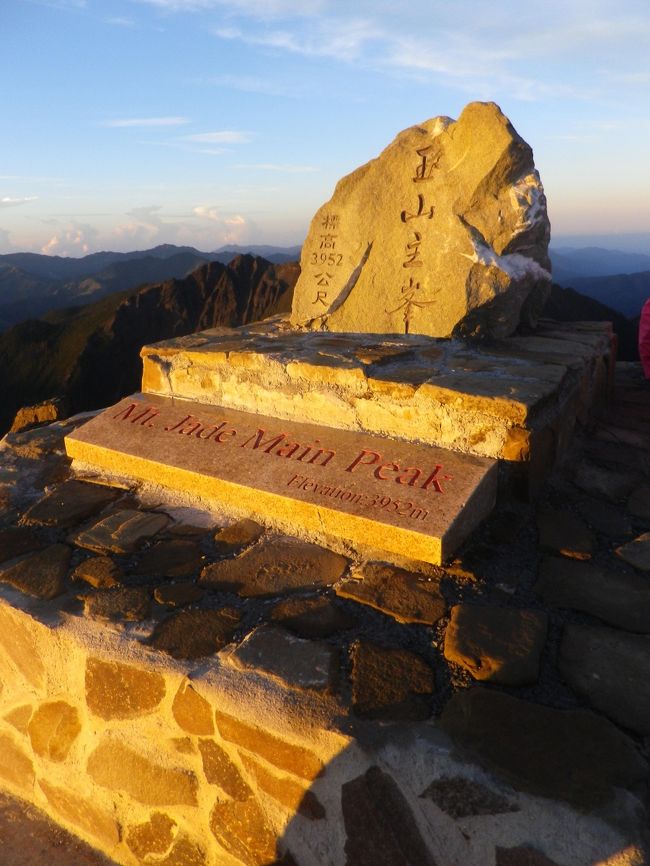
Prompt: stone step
<box><xmin>64</xmin><ymin>393</ymin><xmax>497</xmax><ymax>566</ymax></box>
<box><xmin>139</xmin><ymin>317</ymin><xmax>614</xmax><ymax>487</ymax></box>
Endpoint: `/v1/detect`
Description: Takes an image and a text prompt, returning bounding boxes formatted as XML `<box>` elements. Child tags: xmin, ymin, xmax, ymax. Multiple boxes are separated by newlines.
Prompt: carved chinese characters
<box><xmin>291</xmin><ymin>101</ymin><xmax>551</xmax><ymax>339</ymax></box>
<box><xmin>309</xmin><ymin>213</ymin><xmax>343</xmax><ymax>308</ymax></box>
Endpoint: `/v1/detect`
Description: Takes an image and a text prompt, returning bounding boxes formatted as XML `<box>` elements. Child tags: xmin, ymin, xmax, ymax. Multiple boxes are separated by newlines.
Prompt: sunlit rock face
<box><xmin>291</xmin><ymin>101</ymin><xmax>551</xmax><ymax>339</ymax></box>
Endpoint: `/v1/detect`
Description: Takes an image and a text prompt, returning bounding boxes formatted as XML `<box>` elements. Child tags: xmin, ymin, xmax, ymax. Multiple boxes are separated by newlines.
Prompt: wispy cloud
<box><xmin>0</xmin><ymin>196</ymin><xmax>38</xmax><ymax>208</ymax></box>
<box><xmin>182</xmin><ymin>131</ymin><xmax>253</xmax><ymax>144</ymax></box>
<box><xmin>235</xmin><ymin>163</ymin><xmax>318</xmax><ymax>173</ymax></box>
<box><xmin>190</xmin><ymin>73</ymin><xmax>300</xmax><ymax>97</ymax></box>
<box><xmin>134</xmin><ymin>0</ymin><xmax>323</xmax><ymax>18</ymax></box>
<box><xmin>41</xmin><ymin>221</ymin><xmax>98</xmax><ymax>256</ymax></box>
<box><xmin>102</xmin><ymin>116</ymin><xmax>190</xmax><ymax>128</ymax></box>
<box><xmin>193</xmin><ymin>205</ymin><xmax>250</xmax><ymax>243</ymax></box>
<box><xmin>104</xmin><ymin>16</ymin><xmax>136</xmax><ymax>27</ymax></box>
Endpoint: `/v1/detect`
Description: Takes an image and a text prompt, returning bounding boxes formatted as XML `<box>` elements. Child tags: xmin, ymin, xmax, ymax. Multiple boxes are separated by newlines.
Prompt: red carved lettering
<box><xmin>374</xmin><ymin>461</ymin><xmax>400</xmax><ymax>480</ymax></box>
<box><xmin>276</xmin><ymin>441</ymin><xmax>301</xmax><ymax>458</ymax></box>
<box><xmin>164</xmin><ymin>414</ymin><xmax>195</xmax><ymax>433</ymax></box>
<box><xmin>395</xmin><ymin>466</ymin><xmax>422</xmax><ymax>486</ymax></box>
<box><xmin>306</xmin><ymin>447</ymin><xmax>336</xmax><ymax>467</ymax></box>
<box><xmin>239</xmin><ymin>429</ymin><xmax>287</xmax><ymax>453</ymax></box>
<box><xmin>345</xmin><ymin>449</ymin><xmax>382</xmax><ymax>473</ymax></box>
<box><xmin>421</xmin><ymin>465</ymin><xmax>451</xmax><ymax>494</ymax></box>
<box><xmin>113</xmin><ymin>403</ymin><xmax>159</xmax><ymax>426</ymax></box>
<box><xmin>196</xmin><ymin>422</ymin><xmax>227</xmax><ymax>440</ymax></box>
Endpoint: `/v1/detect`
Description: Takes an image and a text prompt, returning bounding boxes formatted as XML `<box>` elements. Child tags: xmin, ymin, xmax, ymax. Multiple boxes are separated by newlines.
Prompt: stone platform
<box><xmin>0</xmin><ymin>362</ymin><xmax>649</xmax><ymax>865</ymax></box>
<box><xmin>141</xmin><ymin>316</ymin><xmax>615</xmax><ymax>491</ymax></box>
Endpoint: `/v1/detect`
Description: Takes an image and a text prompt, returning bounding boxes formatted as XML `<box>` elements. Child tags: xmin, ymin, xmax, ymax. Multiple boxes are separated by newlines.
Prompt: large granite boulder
<box><xmin>291</xmin><ymin>101</ymin><xmax>551</xmax><ymax>339</ymax></box>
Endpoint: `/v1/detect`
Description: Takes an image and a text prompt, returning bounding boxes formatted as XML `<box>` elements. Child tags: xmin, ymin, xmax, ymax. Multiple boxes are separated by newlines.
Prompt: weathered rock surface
<box><xmin>126</xmin><ymin>812</ymin><xmax>176</xmax><ymax>860</ymax></box>
<box><xmin>38</xmin><ymin>780</ymin><xmax>120</xmax><ymax>849</ymax></box>
<box><xmin>0</xmin><ymin>544</ymin><xmax>70</xmax><ymax>600</ymax></box>
<box><xmin>444</xmin><ymin>604</ymin><xmax>547</xmax><ymax>684</ymax></box>
<box><xmin>559</xmin><ymin>623</ymin><xmax>650</xmax><ymax>735</ymax></box>
<box><xmin>198</xmin><ymin>739</ymin><xmax>252</xmax><ymax>799</ymax></box>
<box><xmin>85</xmin><ymin>657</ymin><xmax>166</xmax><ymax>720</ymax></box>
<box><xmin>0</xmin><ymin>527</ymin><xmax>44</xmax><ymax>564</ymax></box>
<box><xmin>150</xmin><ymin>607</ymin><xmax>240</xmax><ymax>659</ymax></box>
<box><xmin>131</xmin><ymin>539</ymin><xmax>204</xmax><ymax>578</ymax></box>
<box><xmin>291</xmin><ymin>101</ymin><xmax>551</xmax><ymax>339</ymax></box>
<box><xmin>616</xmin><ymin>532</ymin><xmax>650</xmax><ymax>571</ymax></box>
<box><xmin>71</xmin><ymin>556</ymin><xmax>122</xmax><ymax>589</ymax></box>
<box><xmin>199</xmin><ymin>539</ymin><xmax>347</xmax><ymax>597</ymax></box>
<box><xmin>20</xmin><ymin>479</ymin><xmax>120</xmax><ymax>529</ymax></box>
<box><xmin>71</xmin><ymin>509</ymin><xmax>171</xmax><ymax>554</ymax></box>
<box><xmin>28</xmin><ymin>701</ymin><xmax>81</xmax><ymax>762</ymax></box>
<box><xmin>9</xmin><ymin>397</ymin><xmax>69</xmax><ymax>434</ymax></box>
<box><xmin>209</xmin><ymin>797</ymin><xmax>276</xmax><ymax>866</ymax></box>
<box><xmin>336</xmin><ymin>562</ymin><xmax>446</xmax><ymax>625</ymax></box>
<box><xmin>441</xmin><ymin>688</ymin><xmax>646</xmax><ymax>808</ymax></box>
<box><xmin>420</xmin><ymin>776</ymin><xmax>518</xmax><ymax>819</ymax></box>
<box><xmin>153</xmin><ymin>581</ymin><xmax>204</xmax><ymax>607</ymax></box>
<box><xmin>214</xmin><ymin>709</ymin><xmax>323</xmax><ymax>780</ymax></box>
<box><xmin>270</xmin><ymin>595</ymin><xmax>356</xmax><ymax>638</ymax></box>
<box><xmin>536</xmin><ymin>556</ymin><xmax>650</xmax><ymax>632</ymax></box>
<box><xmin>536</xmin><ymin>508</ymin><xmax>594</xmax><ymax>559</ymax></box>
<box><xmin>239</xmin><ymin>754</ymin><xmax>325</xmax><ymax>820</ymax></box>
<box><xmin>350</xmin><ymin>640</ymin><xmax>434</xmax><ymax>720</ymax></box>
<box><xmin>172</xmin><ymin>681</ymin><xmax>214</xmax><ymax>735</ymax></box>
<box><xmin>81</xmin><ymin>586</ymin><xmax>151</xmax><ymax>621</ymax></box>
<box><xmin>0</xmin><ymin>734</ymin><xmax>34</xmax><ymax>792</ymax></box>
<box><xmin>87</xmin><ymin>738</ymin><xmax>198</xmax><ymax>806</ymax></box>
<box><xmin>213</xmin><ymin>518</ymin><xmax>264</xmax><ymax>555</ymax></box>
<box><xmin>573</xmin><ymin>461</ymin><xmax>640</xmax><ymax>501</ymax></box>
<box><xmin>342</xmin><ymin>766</ymin><xmax>436</xmax><ymax>866</ymax></box>
<box><xmin>230</xmin><ymin>625</ymin><xmax>338</xmax><ymax>692</ymax></box>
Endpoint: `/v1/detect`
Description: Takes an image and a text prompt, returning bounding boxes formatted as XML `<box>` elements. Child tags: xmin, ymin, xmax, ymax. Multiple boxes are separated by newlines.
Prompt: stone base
<box><xmin>141</xmin><ymin>316</ymin><xmax>615</xmax><ymax>492</ymax></box>
<box><xmin>0</xmin><ymin>374</ymin><xmax>648</xmax><ymax>866</ymax></box>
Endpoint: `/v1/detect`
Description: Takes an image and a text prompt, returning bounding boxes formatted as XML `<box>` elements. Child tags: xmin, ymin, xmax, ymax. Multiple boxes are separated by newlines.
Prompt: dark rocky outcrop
<box><xmin>0</xmin><ymin>255</ymin><xmax>299</xmax><ymax>435</ymax></box>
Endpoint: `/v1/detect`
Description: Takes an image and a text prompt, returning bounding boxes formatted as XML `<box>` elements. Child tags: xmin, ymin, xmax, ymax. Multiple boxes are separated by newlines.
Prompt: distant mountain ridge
<box><xmin>550</xmin><ymin>246</ymin><xmax>650</xmax><ymax>282</ymax></box>
<box><xmin>0</xmin><ymin>243</ymin><xmax>302</xmax><ymax>330</ymax></box>
<box><xmin>0</xmin><ymin>254</ymin><xmax>299</xmax><ymax>436</ymax></box>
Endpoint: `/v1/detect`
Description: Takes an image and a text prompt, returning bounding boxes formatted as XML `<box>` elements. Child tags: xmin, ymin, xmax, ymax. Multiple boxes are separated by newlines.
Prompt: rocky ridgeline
<box><xmin>0</xmin><ymin>364</ymin><xmax>647</xmax><ymax>865</ymax></box>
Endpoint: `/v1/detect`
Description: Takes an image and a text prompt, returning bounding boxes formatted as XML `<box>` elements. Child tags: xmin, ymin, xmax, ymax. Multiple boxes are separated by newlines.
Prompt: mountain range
<box><xmin>0</xmin><ymin>244</ymin><xmax>301</xmax><ymax>331</ymax></box>
<box><xmin>0</xmin><ymin>242</ymin><xmax>645</xmax><ymax>436</ymax></box>
<box><xmin>0</xmin><ymin>255</ymin><xmax>298</xmax><ymax>436</ymax></box>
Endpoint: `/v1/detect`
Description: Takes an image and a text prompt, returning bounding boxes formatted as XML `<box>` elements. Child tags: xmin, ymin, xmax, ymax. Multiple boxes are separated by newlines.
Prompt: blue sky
<box><xmin>1</xmin><ymin>0</ymin><xmax>649</xmax><ymax>255</ymax></box>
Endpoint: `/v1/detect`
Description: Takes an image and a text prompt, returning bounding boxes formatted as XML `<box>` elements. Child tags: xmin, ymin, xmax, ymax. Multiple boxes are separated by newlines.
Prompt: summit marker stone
<box><xmin>291</xmin><ymin>101</ymin><xmax>551</xmax><ymax>339</ymax></box>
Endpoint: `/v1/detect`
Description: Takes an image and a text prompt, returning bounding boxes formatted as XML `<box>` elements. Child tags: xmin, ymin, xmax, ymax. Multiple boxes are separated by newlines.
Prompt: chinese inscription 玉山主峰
<box><xmin>388</xmin><ymin>146</ymin><xmax>440</xmax><ymax>332</ymax></box>
<box><xmin>310</xmin><ymin>213</ymin><xmax>343</xmax><ymax>306</ymax></box>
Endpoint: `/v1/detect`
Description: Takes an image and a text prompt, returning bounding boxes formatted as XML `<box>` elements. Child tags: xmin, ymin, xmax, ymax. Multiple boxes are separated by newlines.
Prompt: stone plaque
<box><xmin>65</xmin><ymin>394</ymin><xmax>497</xmax><ymax>564</ymax></box>
<box><xmin>291</xmin><ymin>101</ymin><xmax>551</xmax><ymax>340</ymax></box>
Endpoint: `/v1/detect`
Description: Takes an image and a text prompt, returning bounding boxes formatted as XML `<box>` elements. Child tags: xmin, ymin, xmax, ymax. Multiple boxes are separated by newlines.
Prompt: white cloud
<box><xmin>193</xmin><ymin>205</ymin><xmax>221</xmax><ymax>221</ymax></box>
<box><xmin>105</xmin><ymin>16</ymin><xmax>136</xmax><ymax>27</ymax></box>
<box><xmin>182</xmin><ymin>131</ymin><xmax>252</xmax><ymax>144</ymax></box>
<box><xmin>192</xmin><ymin>205</ymin><xmax>251</xmax><ymax>244</ymax></box>
<box><xmin>113</xmin><ymin>205</ymin><xmax>169</xmax><ymax>247</ymax></box>
<box><xmin>102</xmin><ymin>117</ymin><xmax>190</xmax><ymax>128</ymax></box>
<box><xmin>41</xmin><ymin>222</ymin><xmax>99</xmax><ymax>256</ymax></box>
<box><xmin>0</xmin><ymin>196</ymin><xmax>38</xmax><ymax>208</ymax></box>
